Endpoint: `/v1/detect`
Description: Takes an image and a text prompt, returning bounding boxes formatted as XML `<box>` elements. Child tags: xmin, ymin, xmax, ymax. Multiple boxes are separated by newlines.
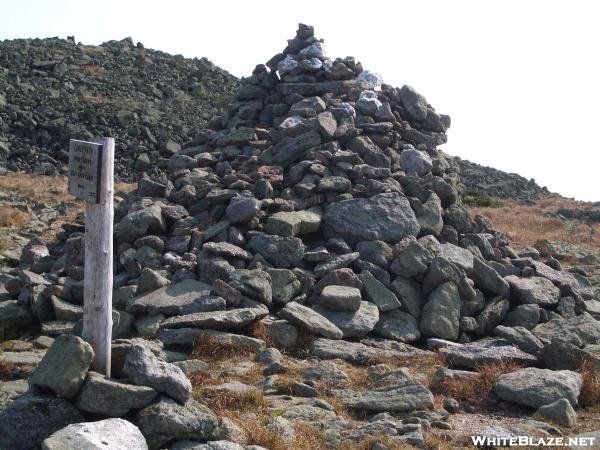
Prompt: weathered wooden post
<box><xmin>68</xmin><ymin>137</ymin><xmax>114</xmax><ymax>376</ymax></box>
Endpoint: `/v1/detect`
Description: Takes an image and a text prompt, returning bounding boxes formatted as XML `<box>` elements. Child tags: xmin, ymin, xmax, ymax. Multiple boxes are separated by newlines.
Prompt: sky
<box><xmin>1</xmin><ymin>0</ymin><xmax>599</xmax><ymax>201</ymax></box>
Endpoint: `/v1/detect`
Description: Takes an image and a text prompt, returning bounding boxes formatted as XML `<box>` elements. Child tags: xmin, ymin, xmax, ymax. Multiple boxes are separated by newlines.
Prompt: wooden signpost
<box><xmin>68</xmin><ymin>138</ymin><xmax>114</xmax><ymax>376</ymax></box>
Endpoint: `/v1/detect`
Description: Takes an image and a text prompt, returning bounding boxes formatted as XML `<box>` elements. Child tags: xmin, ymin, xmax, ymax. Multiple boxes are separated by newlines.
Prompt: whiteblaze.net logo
<box><xmin>471</xmin><ymin>435</ymin><xmax>597</xmax><ymax>447</ymax></box>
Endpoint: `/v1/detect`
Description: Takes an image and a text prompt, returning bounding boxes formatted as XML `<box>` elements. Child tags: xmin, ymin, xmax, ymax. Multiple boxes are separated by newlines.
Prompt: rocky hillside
<box><xmin>453</xmin><ymin>156</ymin><xmax>551</xmax><ymax>203</ymax></box>
<box><xmin>1</xmin><ymin>24</ymin><xmax>599</xmax><ymax>450</ymax></box>
<box><xmin>0</xmin><ymin>36</ymin><xmax>237</xmax><ymax>180</ymax></box>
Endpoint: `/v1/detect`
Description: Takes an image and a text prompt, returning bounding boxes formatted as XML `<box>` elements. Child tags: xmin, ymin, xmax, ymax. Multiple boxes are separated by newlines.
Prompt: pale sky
<box><xmin>1</xmin><ymin>0</ymin><xmax>599</xmax><ymax>201</ymax></box>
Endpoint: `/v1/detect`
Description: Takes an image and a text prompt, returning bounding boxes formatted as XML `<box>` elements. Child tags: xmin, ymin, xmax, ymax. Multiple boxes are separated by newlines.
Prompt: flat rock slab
<box><xmin>279</xmin><ymin>302</ymin><xmax>343</xmax><ymax>339</ymax></box>
<box><xmin>494</xmin><ymin>368</ymin><xmax>583</xmax><ymax>408</ymax></box>
<box><xmin>157</xmin><ymin>328</ymin><xmax>266</xmax><ymax>352</ymax></box>
<box><xmin>75</xmin><ymin>372</ymin><xmax>157</xmax><ymax>417</ymax></box>
<box><xmin>29</xmin><ymin>334</ymin><xmax>94</xmax><ymax>399</ymax></box>
<box><xmin>506</xmin><ymin>275</ymin><xmax>561</xmax><ymax>306</ymax></box>
<box><xmin>263</xmin><ymin>209</ymin><xmax>322</xmax><ymax>237</ymax></box>
<box><xmin>42</xmin><ymin>418</ymin><xmax>148</xmax><ymax>450</ymax></box>
<box><xmin>335</xmin><ymin>380</ymin><xmax>433</xmax><ymax>412</ymax></box>
<box><xmin>311</xmin><ymin>338</ymin><xmax>417</xmax><ymax>364</ymax></box>
<box><xmin>532</xmin><ymin>313</ymin><xmax>600</xmax><ymax>346</ymax></box>
<box><xmin>127</xmin><ymin>279</ymin><xmax>214</xmax><ymax>316</ymax></box>
<box><xmin>159</xmin><ymin>305</ymin><xmax>269</xmax><ymax>330</ymax></box>
<box><xmin>313</xmin><ymin>301</ymin><xmax>379</xmax><ymax>338</ymax></box>
<box><xmin>438</xmin><ymin>338</ymin><xmax>538</xmax><ymax>369</ymax></box>
<box><xmin>137</xmin><ymin>397</ymin><xmax>218</xmax><ymax>450</ymax></box>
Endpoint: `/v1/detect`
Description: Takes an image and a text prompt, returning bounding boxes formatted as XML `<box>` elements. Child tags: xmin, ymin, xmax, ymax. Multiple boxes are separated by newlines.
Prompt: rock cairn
<box><xmin>1</xmin><ymin>24</ymin><xmax>599</xmax><ymax>449</ymax></box>
<box><xmin>0</xmin><ymin>36</ymin><xmax>236</xmax><ymax>179</ymax></box>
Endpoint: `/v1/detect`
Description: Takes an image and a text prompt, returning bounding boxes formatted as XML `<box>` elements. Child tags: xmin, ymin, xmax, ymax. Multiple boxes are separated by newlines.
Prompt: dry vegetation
<box><xmin>82</xmin><ymin>64</ymin><xmax>103</xmax><ymax>74</ymax></box>
<box><xmin>467</xmin><ymin>196</ymin><xmax>600</xmax><ymax>252</ymax></box>
<box><xmin>0</xmin><ymin>206</ymin><xmax>29</xmax><ymax>228</ymax></box>
<box><xmin>438</xmin><ymin>360</ymin><xmax>523</xmax><ymax>404</ymax></box>
<box><xmin>0</xmin><ymin>173</ymin><xmax>73</xmax><ymax>204</ymax></box>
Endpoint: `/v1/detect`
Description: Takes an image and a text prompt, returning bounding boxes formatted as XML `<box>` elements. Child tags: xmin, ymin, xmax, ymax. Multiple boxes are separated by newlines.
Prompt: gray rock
<box><xmin>271</xmin><ymin>130</ymin><xmax>322</xmax><ymax>167</ymax></box>
<box><xmin>263</xmin><ymin>209</ymin><xmax>321</xmax><ymax>237</ymax></box>
<box><xmin>117</xmin><ymin>205</ymin><xmax>166</xmax><ymax>243</ymax></box>
<box><xmin>420</xmin><ymin>282</ymin><xmax>460</xmax><ymax>341</ymax></box>
<box><xmin>318</xmin><ymin>285</ymin><xmax>361</xmax><ymax>312</ymax></box>
<box><xmin>494</xmin><ymin>368</ymin><xmax>582</xmax><ymax>408</ymax></box>
<box><xmin>356</xmin><ymin>240</ymin><xmax>393</xmax><ymax>268</ymax></box>
<box><xmin>313</xmin><ymin>301</ymin><xmax>379</xmax><ymax>338</ymax></box>
<box><xmin>506</xmin><ymin>275</ymin><xmax>561</xmax><ymax>306</ymax></box>
<box><xmin>471</xmin><ymin>258</ymin><xmax>510</xmax><ymax>297</ymax></box>
<box><xmin>503</xmin><ymin>304</ymin><xmax>541</xmax><ymax>330</ymax></box>
<box><xmin>158</xmin><ymin>328</ymin><xmax>265</xmax><ymax>353</ymax></box>
<box><xmin>323</xmin><ymin>193</ymin><xmax>420</xmax><ymax>246</ymax></box>
<box><xmin>475</xmin><ymin>297</ymin><xmax>510</xmax><ymax>335</ymax></box>
<box><xmin>246</xmin><ymin>232</ymin><xmax>305</xmax><ymax>268</ymax></box>
<box><xmin>390</xmin><ymin>237</ymin><xmax>434</xmax><ymax>278</ymax></box>
<box><xmin>335</xmin><ymin>379</ymin><xmax>433</xmax><ymax>412</ymax></box>
<box><xmin>160</xmin><ymin>304</ymin><xmax>269</xmax><ymax>330</ymax></box>
<box><xmin>42</xmin><ymin>418</ymin><xmax>148</xmax><ymax>450</ymax></box>
<box><xmin>535</xmin><ymin>398</ymin><xmax>577</xmax><ymax>427</ymax></box>
<box><xmin>0</xmin><ymin>300</ymin><xmax>35</xmax><ymax>336</ymax></box>
<box><xmin>123</xmin><ymin>344</ymin><xmax>192</xmax><ymax>404</ymax></box>
<box><xmin>360</xmin><ymin>270</ymin><xmax>402</xmax><ymax>312</ymax></box>
<box><xmin>439</xmin><ymin>338</ymin><xmax>539</xmax><ymax>368</ymax></box>
<box><xmin>75</xmin><ymin>371</ymin><xmax>157</xmax><ymax>416</ymax></box>
<box><xmin>375</xmin><ymin>309</ymin><xmax>421</xmax><ymax>343</ymax></box>
<box><xmin>532</xmin><ymin>313</ymin><xmax>600</xmax><ymax>346</ymax></box>
<box><xmin>264</xmin><ymin>268</ymin><xmax>300</xmax><ymax>304</ymax></box>
<box><xmin>399</xmin><ymin>85</ymin><xmax>428</xmax><ymax>121</ymax></box>
<box><xmin>225</xmin><ymin>195</ymin><xmax>261</xmax><ymax>223</ymax></box>
<box><xmin>279</xmin><ymin>302</ymin><xmax>343</xmax><ymax>339</ymax></box>
<box><xmin>492</xmin><ymin>325</ymin><xmax>544</xmax><ymax>356</ymax></box>
<box><xmin>311</xmin><ymin>338</ymin><xmax>416</xmax><ymax>364</ymax></box>
<box><xmin>29</xmin><ymin>334</ymin><xmax>94</xmax><ymax>399</ymax></box>
<box><xmin>203</xmin><ymin>242</ymin><xmax>252</xmax><ymax>260</ymax></box>
<box><xmin>389</xmin><ymin>276</ymin><xmax>424</xmax><ymax>319</ymax></box>
<box><xmin>266</xmin><ymin>319</ymin><xmax>299</xmax><ymax>350</ymax></box>
<box><xmin>137</xmin><ymin>397</ymin><xmax>218</xmax><ymax>450</ymax></box>
<box><xmin>413</xmin><ymin>192</ymin><xmax>444</xmax><ymax>235</ymax></box>
<box><xmin>0</xmin><ymin>392</ymin><xmax>85</xmax><ymax>450</ymax></box>
<box><xmin>400</xmin><ymin>148</ymin><xmax>433</xmax><ymax>176</ymax></box>
<box><xmin>228</xmin><ymin>270</ymin><xmax>273</xmax><ymax>305</ymax></box>
<box><xmin>127</xmin><ymin>279</ymin><xmax>215</xmax><ymax>316</ymax></box>
<box><xmin>314</xmin><ymin>252</ymin><xmax>360</xmax><ymax>277</ymax></box>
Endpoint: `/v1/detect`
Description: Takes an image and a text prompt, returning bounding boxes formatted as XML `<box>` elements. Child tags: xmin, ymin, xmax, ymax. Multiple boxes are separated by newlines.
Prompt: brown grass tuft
<box><xmin>0</xmin><ymin>353</ymin><xmax>16</xmax><ymax>381</ymax></box>
<box><xmin>579</xmin><ymin>362</ymin><xmax>600</xmax><ymax>407</ymax></box>
<box><xmin>0</xmin><ymin>173</ymin><xmax>74</xmax><ymax>203</ymax></box>
<box><xmin>0</xmin><ymin>205</ymin><xmax>30</xmax><ymax>228</ymax></box>
<box><xmin>467</xmin><ymin>197</ymin><xmax>600</xmax><ymax>253</ymax></box>
<box><xmin>190</xmin><ymin>333</ymin><xmax>257</xmax><ymax>362</ymax></box>
<box><xmin>237</xmin><ymin>418</ymin><xmax>287</xmax><ymax>449</ymax></box>
<box><xmin>439</xmin><ymin>360</ymin><xmax>522</xmax><ymax>404</ymax></box>
<box><xmin>199</xmin><ymin>388</ymin><xmax>267</xmax><ymax>415</ymax></box>
<box><xmin>82</xmin><ymin>64</ymin><xmax>103</xmax><ymax>74</ymax></box>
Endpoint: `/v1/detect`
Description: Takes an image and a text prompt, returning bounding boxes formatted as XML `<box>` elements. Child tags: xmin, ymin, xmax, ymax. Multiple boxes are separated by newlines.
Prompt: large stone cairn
<box><xmin>0</xmin><ymin>24</ymin><xmax>598</xmax><ymax>448</ymax></box>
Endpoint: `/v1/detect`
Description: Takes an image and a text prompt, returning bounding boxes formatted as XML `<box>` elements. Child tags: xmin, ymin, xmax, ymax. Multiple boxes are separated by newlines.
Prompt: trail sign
<box><xmin>68</xmin><ymin>139</ymin><xmax>103</xmax><ymax>203</ymax></box>
<box><xmin>68</xmin><ymin>138</ymin><xmax>115</xmax><ymax>376</ymax></box>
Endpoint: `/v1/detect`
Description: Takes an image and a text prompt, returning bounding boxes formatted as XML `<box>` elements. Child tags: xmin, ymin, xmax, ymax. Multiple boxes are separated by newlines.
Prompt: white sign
<box><xmin>68</xmin><ymin>139</ymin><xmax>103</xmax><ymax>203</ymax></box>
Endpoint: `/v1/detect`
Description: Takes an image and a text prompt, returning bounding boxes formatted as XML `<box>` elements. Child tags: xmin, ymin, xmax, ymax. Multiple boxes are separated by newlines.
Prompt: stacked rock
<box><xmin>1</xmin><ymin>23</ymin><xmax>597</xmax><ymax>367</ymax></box>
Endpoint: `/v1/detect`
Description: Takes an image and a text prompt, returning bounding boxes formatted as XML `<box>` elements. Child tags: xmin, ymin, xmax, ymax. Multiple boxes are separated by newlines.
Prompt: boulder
<box><xmin>42</xmin><ymin>418</ymin><xmax>147</xmax><ymax>450</ymax></box>
<box><xmin>439</xmin><ymin>338</ymin><xmax>538</xmax><ymax>369</ymax></box>
<box><xmin>127</xmin><ymin>279</ymin><xmax>215</xmax><ymax>316</ymax></box>
<box><xmin>0</xmin><ymin>393</ymin><xmax>84</xmax><ymax>450</ymax></box>
<box><xmin>313</xmin><ymin>301</ymin><xmax>379</xmax><ymax>338</ymax></box>
<box><xmin>318</xmin><ymin>285</ymin><xmax>361</xmax><ymax>312</ymax></box>
<box><xmin>123</xmin><ymin>344</ymin><xmax>192</xmax><ymax>403</ymax></box>
<box><xmin>323</xmin><ymin>193</ymin><xmax>420</xmax><ymax>245</ymax></box>
<box><xmin>420</xmin><ymin>282</ymin><xmax>460</xmax><ymax>341</ymax></box>
<box><xmin>506</xmin><ymin>275</ymin><xmax>561</xmax><ymax>306</ymax></box>
<box><xmin>159</xmin><ymin>305</ymin><xmax>269</xmax><ymax>330</ymax></box>
<box><xmin>535</xmin><ymin>398</ymin><xmax>577</xmax><ymax>427</ymax></box>
<box><xmin>494</xmin><ymin>368</ymin><xmax>582</xmax><ymax>408</ymax></box>
<box><xmin>75</xmin><ymin>371</ymin><xmax>157</xmax><ymax>416</ymax></box>
<box><xmin>279</xmin><ymin>302</ymin><xmax>343</xmax><ymax>339</ymax></box>
<box><xmin>137</xmin><ymin>397</ymin><xmax>219</xmax><ymax>450</ymax></box>
<box><xmin>29</xmin><ymin>334</ymin><xmax>94</xmax><ymax>399</ymax></box>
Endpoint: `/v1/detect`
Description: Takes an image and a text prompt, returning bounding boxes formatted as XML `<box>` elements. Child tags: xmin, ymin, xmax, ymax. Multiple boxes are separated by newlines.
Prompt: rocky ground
<box><xmin>0</xmin><ymin>36</ymin><xmax>237</xmax><ymax>180</ymax></box>
<box><xmin>0</xmin><ymin>23</ymin><xmax>600</xmax><ymax>450</ymax></box>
